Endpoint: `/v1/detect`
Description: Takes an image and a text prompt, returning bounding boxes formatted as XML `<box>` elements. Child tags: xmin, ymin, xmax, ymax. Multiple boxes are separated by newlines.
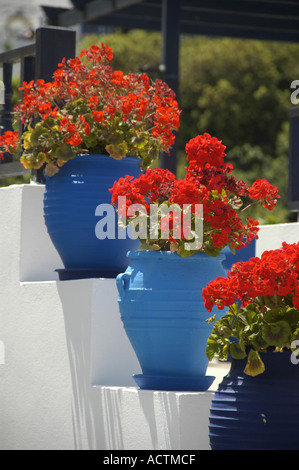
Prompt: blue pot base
<box><xmin>56</xmin><ymin>268</ymin><xmax>120</xmax><ymax>280</ymax></box>
<box><xmin>132</xmin><ymin>374</ymin><xmax>215</xmax><ymax>391</ymax></box>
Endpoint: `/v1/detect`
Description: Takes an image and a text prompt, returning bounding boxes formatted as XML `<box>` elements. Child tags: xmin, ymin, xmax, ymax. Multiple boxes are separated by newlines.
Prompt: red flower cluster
<box><xmin>0</xmin><ymin>130</ymin><xmax>18</xmax><ymax>160</ymax></box>
<box><xmin>248</xmin><ymin>178</ymin><xmax>280</xmax><ymax>210</ymax></box>
<box><xmin>110</xmin><ymin>133</ymin><xmax>280</xmax><ymax>256</ymax></box>
<box><xmin>0</xmin><ymin>43</ymin><xmax>180</xmax><ymax>175</ymax></box>
<box><xmin>186</xmin><ymin>133</ymin><xmax>226</xmax><ymax>170</ymax></box>
<box><xmin>110</xmin><ymin>168</ymin><xmax>176</xmax><ymax>213</ymax></box>
<box><xmin>203</xmin><ymin>242</ymin><xmax>299</xmax><ymax>312</ymax></box>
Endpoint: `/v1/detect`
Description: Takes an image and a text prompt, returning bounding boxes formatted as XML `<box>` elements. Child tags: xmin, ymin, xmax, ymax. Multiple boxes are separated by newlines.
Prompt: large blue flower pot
<box><xmin>209</xmin><ymin>350</ymin><xmax>299</xmax><ymax>450</ymax></box>
<box><xmin>43</xmin><ymin>154</ymin><xmax>140</xmax><ymax>279</ymax></box>
<box><xmin>116</xmin><ymin>250</ymin><xmax>226</xmax><ymax>391</ymax></box>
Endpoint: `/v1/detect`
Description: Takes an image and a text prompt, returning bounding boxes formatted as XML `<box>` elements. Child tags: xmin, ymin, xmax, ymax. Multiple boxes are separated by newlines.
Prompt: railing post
<box><xmin>32</xmin><ymin>26</ymin><xmax>77</xmax><ymax>183</ymax></box>
<box><xmin>159</xmin><ymin>0</ymin><xmax>180</xmax><ymax>176</ymax></box>
<box><xmin>21</xmin><ymin>56</ymin><xmax>35</xmax><ymax>83</ymax></box>
<box><xmin>0</xmin><ymin>26</ymin><xmax>76</xmax><ymax>179</ymax></box>
<box><xmin>19</xmin><ymin>55</ymin><xmax>36</xmax><ymax>143</ymax></box>
<box><xmin>2</xmin><ymin>63</ymin><xmax>14</xmax><ymax>163</ymax></box>
<box><xmin>35</xmin><ymin>26</ymin><xmax>76</xmax><ymax>82</ymax></box>
<box><xmin>288</xmin><ymin>107</ymin><xmax>299</xmax><ymax>221</ymax></box>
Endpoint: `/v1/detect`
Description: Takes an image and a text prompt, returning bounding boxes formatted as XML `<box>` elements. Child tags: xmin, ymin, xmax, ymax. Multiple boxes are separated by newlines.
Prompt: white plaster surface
<box><xmin>256</xmin><ymin>221</ymin><xmax>299</xmax><ymax>256</ymax></box>
<box><xmin>0</xmin><ymin>184</ymin><xmax>298</xmax><ymax>450</ymax></box>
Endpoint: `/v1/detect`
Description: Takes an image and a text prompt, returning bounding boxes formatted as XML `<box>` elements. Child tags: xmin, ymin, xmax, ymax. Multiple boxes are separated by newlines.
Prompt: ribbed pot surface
<box><xmin>209</xmin><ymin>350</ymin><xmax>299</xmax><ymax>450</ymax></box>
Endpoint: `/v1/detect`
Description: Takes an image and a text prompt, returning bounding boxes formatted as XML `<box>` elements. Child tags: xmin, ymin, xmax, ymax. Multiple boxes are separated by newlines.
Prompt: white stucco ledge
<box><xmin>94</xmin><ymin>360</ymin><xmax>230</xmax><ymax>450</ymax></box>
<box><xmin>0</xmin><ymin>274</ymin><xmax>229</xmax><ymax>450</ymax></box>
<box><xmin>97</xmin><ymin>386</ymin><xmax>215</xmax><ymax>450</ymax></box>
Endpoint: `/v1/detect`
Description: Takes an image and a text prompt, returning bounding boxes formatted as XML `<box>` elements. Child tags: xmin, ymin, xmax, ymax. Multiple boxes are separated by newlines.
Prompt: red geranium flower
<box><xmin>110</xmin><ymin>133</ymin><xmax>280</xmax><ymax>256</ymax></box>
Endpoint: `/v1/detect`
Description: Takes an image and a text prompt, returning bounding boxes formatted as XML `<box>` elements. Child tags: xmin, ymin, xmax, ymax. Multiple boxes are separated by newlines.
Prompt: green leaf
<box><xmin>204</xmin><ymin>244</ymin><xmax>223</xmax><ymax>257</ymax></box>
<box><xmin>230</xmin><ymin>342</ymin><xmax>247</xmax><ymax>359</ymax></box>
<box><xmin>228</xmin><ymin>302</ymin><xmax>239</xmax><ymax>316</ymax></box>
<box><xmin>250</xmin><ymin>332</ymin><xmax>269</xmax><ymax>350</ymax></box>
<box><xmin>219</xmin><ymin>342</ymin><xmax>230</xmax><ymax>360</ymax></box>
<box><xmin>244</xmin><ymin>349</ymin><xmax>265</xmax><ymax>376</ymax></box>
<box><xmin>54</xmin><ymin>144</ymin><xmax>76</xmax><ymax>161</ymax></box>
<box><xmin>105</xmin><ymin>142</ymin><xmax>128</xmax><ymax>160</ymax></box>
<box><xmin>291</xmin><ymin>327</ymin><xmax>299</xmax><ymax>343</ymax></box>
<box><xmin>206</xmin><ymin>314</ymin><xmax>216</xmax><ymax>325</ymax></box>
<box><xmin>138</xmin><ymin>240</ymin><xmax>153</xmax><ymax>251</ymax></box>
<box><xmin>177</xmin><ymin>246</ymin><xmax>200</xmax><ymax>257</ymax></box>
<box><xmin>206</xmin><ymin>333</ymin><xmax>220</xmax><ymax>360</ymax></box>
<box><xmin>84</xmin><ymin>133</ymin><xmax>98</xmax><ymax>148</ymax></box>
<box><xmin>264</xmin><ymin>306</ymin><xmax>299</xmax><ymax>330</ymax></box>
<box><xmin>206</xmin><ymin>343</ymin><xmax>216</xmax><ymax>361</ymax></box>
<box><xmin>229</xmin><ymin>246</ymin><xmax>236</xmax><ymax>255</ymax></box>
<box><xmin>206</xmin><ymin>330</ymin><xmax>230</xmax><ymax>361</ymax></box>
<box><xmin>263</xmin><ymin>307</ymin><xmax>283</xmax><ymax>323</ymax></box>
<box><xmin>30</xmin><ymin>124</ymin><xmax>49</xmax><ymax>146</ymax></box>
<box><xmin>206</xmin><ymin>338</ymin><xmax>229</xmax><ymax>361</ymax></box>
<box><xmin>262</xmin><ymin>321</ymin><xmax>291</xmax><ymax>348</ymax></box>
<box><xmin>285</xmin><ymin>308</ymin><xmax>299</xmax><ymax>328</ymax></box>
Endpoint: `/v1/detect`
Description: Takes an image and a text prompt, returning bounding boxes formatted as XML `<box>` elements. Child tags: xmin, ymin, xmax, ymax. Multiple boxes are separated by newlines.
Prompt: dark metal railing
<box><xmin>288</xmin><ymin>107</ymin><xmax>299</xmax><ymax>219</ymax></box>
<box><xmin>0</xmin><ymin>26</ymin><xmax>76</xmax><ymax>181</ymax></box>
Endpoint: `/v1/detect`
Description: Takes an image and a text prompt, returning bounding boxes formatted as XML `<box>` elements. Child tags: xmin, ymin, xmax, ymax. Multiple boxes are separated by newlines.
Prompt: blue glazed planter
<box><xmin>209</xmin><ymin>350</ymin><xmax>299</xmax><ymax>450</ymax></box>
<box><xmin>43</xmin><ymin>154</ymin><xmax>141</xmax><ymax>279</ymax></box>
<box><xmin>116</xmin><ymin>250</ymin><xmax>227</xmax><ymax>391</ymax></box>
<box><xmin>221</xmin><ymin>240</ymin><xmax>256</xmax><ymax>272</ymax></box>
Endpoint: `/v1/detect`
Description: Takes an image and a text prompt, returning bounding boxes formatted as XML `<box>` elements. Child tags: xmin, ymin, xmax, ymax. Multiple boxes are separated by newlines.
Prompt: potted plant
<box><xmin>109</xmin><ymin>132</ymin><xmax>280</xmax><ymax>390</ymax></box>
<box><xmin>203</xmin><ymin>242</ymin><xmax>299</xmax><ymax>449</ymax></box>
<box><xmin>0</xmin><ymin>43</ymin><xmax>180</xmax><ymax>279</ymax></box>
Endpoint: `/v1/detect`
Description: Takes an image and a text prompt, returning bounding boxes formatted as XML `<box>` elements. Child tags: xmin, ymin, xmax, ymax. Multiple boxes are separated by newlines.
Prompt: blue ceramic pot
<box><xmin>221</xmin><ymin>240</ymin><xmax>256</xmax><ymax>272</ymax></box>
<box><xmin>209</xmin><ymin>350</ymin><xmax>299</xmax><ymax>450</ymax></box>
<box><xmin>116</xmin><ymin>250</ymin><xmax>226</xmax><ymax>391</ymax></box>
<box><xmin>43</xmin><ymin>154</ymin><xmax>140</xmax><ymax>279</ymax></box>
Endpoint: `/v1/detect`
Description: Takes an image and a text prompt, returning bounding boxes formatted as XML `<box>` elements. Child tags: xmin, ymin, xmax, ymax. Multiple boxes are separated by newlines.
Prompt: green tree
<box><xmin>179</xmin><ymin>36</ymin><xmax>299</xmax><ymax>155</ymax></box>
<box><xmin>78</xmin><ymin>30</ymin><xmax>162</xmax><ymax>77</ymax></box>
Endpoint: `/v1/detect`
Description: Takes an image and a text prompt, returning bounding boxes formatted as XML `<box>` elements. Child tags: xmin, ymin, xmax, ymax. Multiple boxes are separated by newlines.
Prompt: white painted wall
<box><xmin>0</xmin><ymin>184</ymin><xmax>298</xmax><ymax>450</ymax></box>
<box><xmin>256</xmin><ymin>221</ymin><xmax>299</xmax><ymax>256</ymax></box>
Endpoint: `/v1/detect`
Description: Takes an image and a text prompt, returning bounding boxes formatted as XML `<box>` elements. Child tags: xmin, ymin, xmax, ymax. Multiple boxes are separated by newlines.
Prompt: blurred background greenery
<box><xmin>78</xmin><ymin>30</ymin><xmax>299</xmax><ymax>224</ymax></box>
<box><xmin>2</xmin><ymin>29</ymin><xmax>299</xmax><ymax>224</ymax></box>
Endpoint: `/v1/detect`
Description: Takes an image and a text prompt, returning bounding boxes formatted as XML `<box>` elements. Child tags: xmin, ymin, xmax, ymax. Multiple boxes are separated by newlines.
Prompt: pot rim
<box><xmin>126</xmin><ymin>249</ymin><xmax>226</xmax><ymax>261</ymax></box>
<box><xmin>75</xmin><ymin>153</ymin><xmax>140</xmax><ymax>162</ymax></box>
